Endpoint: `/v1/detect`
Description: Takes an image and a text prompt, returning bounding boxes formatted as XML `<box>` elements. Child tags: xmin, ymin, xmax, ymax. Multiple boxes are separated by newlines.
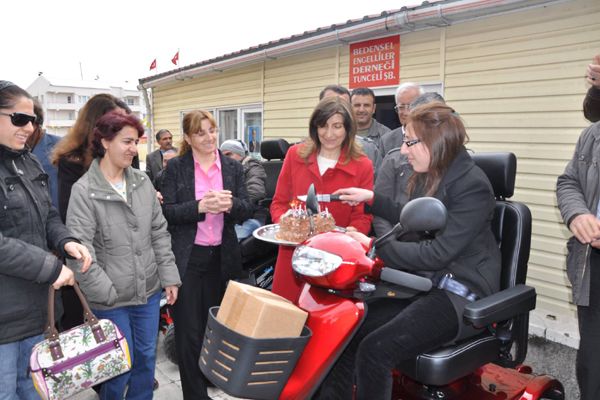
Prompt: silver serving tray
<box><xmin>252</xmin><ymin>224</ymin><xmax>300</xmax><ymax>246</ymax></box>
<box><xmin>253</xmin><ymin>224</ymin><xmax>347</xmax><ymax>247</ymax></box>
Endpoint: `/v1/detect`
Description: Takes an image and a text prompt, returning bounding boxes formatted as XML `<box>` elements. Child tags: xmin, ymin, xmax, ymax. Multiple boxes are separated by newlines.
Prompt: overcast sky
<box><xmin>2</xmin><ymin>0</ymin><xmax>418</xmax><ymax>90</ymax></box>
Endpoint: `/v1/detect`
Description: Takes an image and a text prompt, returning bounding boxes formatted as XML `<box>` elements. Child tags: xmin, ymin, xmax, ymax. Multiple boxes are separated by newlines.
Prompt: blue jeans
<box><xmin>93</xmin><ymin>292</ymin><xmax>160</xmax><ymax>400</ymax></box>
<box><xmin>0</xmin><ymin>334</ymin><xmax>44</xmax><ymax>400</ymax></box>
<box><xmin>235</xmin><ymin>218</ymin><xmax>262</xmax><ymax>241</ymax></box>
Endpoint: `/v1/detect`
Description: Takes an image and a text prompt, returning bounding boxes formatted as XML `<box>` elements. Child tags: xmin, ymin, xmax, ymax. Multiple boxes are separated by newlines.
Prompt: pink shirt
<box><xmin>193</xmin><ymin>151</ymin><xmax>224</xmax><ymax>246</ymax></box>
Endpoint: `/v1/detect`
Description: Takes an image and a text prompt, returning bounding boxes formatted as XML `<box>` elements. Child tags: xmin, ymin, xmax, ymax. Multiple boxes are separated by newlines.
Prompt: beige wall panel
<box><xmin>530</xmin><ymin>250</ymin><xmax>569</xmax><ymax>271</ymax></box>
<box><xmin>528</xmin><ymin>264</ymin><xmax>568</xmax><ymax>287</ymax></box>
<box><xmin>450</xmin><ymin>94</ymin><xmax>584</xmax><ymax>114</ymax></box>
<box><xmin>445</xmin><ymin>0</ymin><xmax>599</xmax><ymax>46</ymax></box>
<box><xmin>447</xmin><ymin>78</ymin><xmax>589</xmax><ymax>101</ymax></box>
<box><xmin>468</xmin><ymin>133</ymin><xmax>581</xmax><ymax>147</ymax></box>
<box><xmin>513</xmin><ymin>188</ymin><xmax>558</xmax><ymax>208</ymax></box>
<box><xmin>535</xmin><ymin>296</ymin><xmax>576</xmax><ymax>318</ymax></box>
<box><xmin>529</xmin><ymin>204</ymin><xmax>564</xmax><ymax>224</ymax></box>
<box><xmin>467</xmin><ymin>143</ymin><xmax>574</xmax><ymax>160</ymax></box>
<box><xmin>446</xmin><ymin>45</ymin><xmax>598</xmax><ymax>76</ymax></box>
<box><xmin>399</xmin><ymin>29</ymin><xmax>441</xmax><ymax>50</ymax></box>
<box><xmin>531</xmin><ymin>236</ymin><xmax>568</xmax><ymax>256</ymax></box>
<box><xmin>460</xmin><ymin>112</ymin><xmax>588</xmax><ymax>129</ymax></box>
<box><xmin>399</xmin><ymin>65</ymin><xmax>441</xmax><ymax>81</ymax></box>
<box><xmin>445</xmin><ymin>60</ymin><xmax>594</xmax><ymax>88</ymax></box>
<box><xmin>448</xmin><ymin>26</ymin><xmax>599</xmax><ymax>62</ymax></box>
<box><xmin>265</xmin><ymin>88</ymin><xmax>324</xmax><ymax>102</ymax></box>
<box><xmin>263</xmin><ymin>47</ymin><xmax>341</xmax><ymax>141</ymax></box>
<box><xmin>532</xmin><ymin>220</ymin><xmax>571</xmax><ymax>241</ymax></box>
<box><xmin>518</xmin><ymin>174</ymin><xmax>563</xmax><ymax>192</ymax></box>
<box><xmin>528</xmin><ymin>278</ymin><xmax>572</xmax><ymax>304</ymax></box>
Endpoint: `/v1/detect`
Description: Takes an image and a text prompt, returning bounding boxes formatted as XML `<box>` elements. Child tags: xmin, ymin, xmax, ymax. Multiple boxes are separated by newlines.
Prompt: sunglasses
<box><xmin>0</xmin><ymin>112</ymin><xmax>37</xmax><ymax>127</ymax></box>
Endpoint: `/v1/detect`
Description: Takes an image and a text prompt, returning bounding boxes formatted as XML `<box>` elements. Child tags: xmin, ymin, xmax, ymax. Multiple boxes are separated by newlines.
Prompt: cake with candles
<box><xmin>276</xmin><ymin>201</ymin><xmax>336</xmax><ymax>243</ymax></box>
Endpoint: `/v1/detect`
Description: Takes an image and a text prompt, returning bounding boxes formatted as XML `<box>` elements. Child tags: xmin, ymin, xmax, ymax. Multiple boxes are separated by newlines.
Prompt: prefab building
<box><xmin>139</xmin><ymin>0</ymin><xmax>600</xmax><ymax>346</ymax></box>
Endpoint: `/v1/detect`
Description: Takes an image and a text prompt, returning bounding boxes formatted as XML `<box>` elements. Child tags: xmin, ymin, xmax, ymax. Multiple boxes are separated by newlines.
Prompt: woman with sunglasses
<box><xmin>318</xmin><ymin>103</ymin><xmax>501</xmax><ymax>400</ymax></box>
<box><xmin>0</xmin><ymin>81</ymin><xmax>91</xmax><ymax>399</ymax></box>
<box><xmin>161</xmin><ymin>110</ymin><xmax>253</xmax><ymax>400</ymax></box>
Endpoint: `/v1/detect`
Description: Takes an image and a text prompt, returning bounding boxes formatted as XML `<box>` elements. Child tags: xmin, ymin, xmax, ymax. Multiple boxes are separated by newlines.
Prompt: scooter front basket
<box><xmin>200</xmin><ymin>306</ymin><xmax>311</xmax><ymax>400</ymax></box>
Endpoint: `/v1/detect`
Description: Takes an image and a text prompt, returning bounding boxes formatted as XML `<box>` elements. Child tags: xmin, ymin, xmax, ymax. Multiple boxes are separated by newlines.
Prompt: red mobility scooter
<box><xmin>200</xmin><ymin>152</ymin><xmax>565</xmax><ymax>400</ymax></box>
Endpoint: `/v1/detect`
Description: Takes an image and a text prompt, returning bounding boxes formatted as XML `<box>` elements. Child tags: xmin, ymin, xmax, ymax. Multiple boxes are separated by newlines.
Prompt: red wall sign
<box><xmin>349</xmin><ymin>35</ymin><xmax>400</xmax><ymax>89</ymax></box>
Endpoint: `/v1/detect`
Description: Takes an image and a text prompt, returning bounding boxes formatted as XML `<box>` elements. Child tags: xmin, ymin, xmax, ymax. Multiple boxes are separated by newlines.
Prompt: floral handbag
<box><xmin>30</xmin><ymin>283</ymin><xmax>131</xmax><ymax>400</ymax></box>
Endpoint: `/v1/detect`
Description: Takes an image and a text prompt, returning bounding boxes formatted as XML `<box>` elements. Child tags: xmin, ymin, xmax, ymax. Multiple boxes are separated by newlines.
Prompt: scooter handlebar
<box><xmin>379</xmin><ymin>267</ymin><xmax>433</xmax><ymax>292</ymax></box>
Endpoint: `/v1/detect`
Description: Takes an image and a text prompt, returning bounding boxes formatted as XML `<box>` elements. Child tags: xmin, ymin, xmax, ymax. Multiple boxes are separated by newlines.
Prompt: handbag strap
<box><xmin>45</xmin><ymin>282</ymin><xmax>106</xmax><ymax>360</ymax></box>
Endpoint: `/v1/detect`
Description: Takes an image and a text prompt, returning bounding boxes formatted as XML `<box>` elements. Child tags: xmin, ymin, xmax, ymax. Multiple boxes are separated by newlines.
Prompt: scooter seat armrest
<box><xmin>463</xmin><ymin>284</ymin><xmax>536</xmax><ymax>328</ymax></box>
<box><xmin>380</xmin><ymin>267</ymin><xmax>432</xmax><ymax>292</ymax></box>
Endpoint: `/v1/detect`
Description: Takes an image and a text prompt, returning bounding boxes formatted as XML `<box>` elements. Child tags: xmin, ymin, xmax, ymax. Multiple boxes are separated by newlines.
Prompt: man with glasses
<box><xmin>380</xmin><ymin>82</ymin><xmax>424</xmax><ymax>156</ymax></box>
<box><xmin>351</xmin><ymin>87</ymin><xmax>391</xmax><ymax>155</ymax></box>
<box><xmin>146</xmin><ymin>129</ymin><xmax>177</xmax><ymax>188</ymax></box>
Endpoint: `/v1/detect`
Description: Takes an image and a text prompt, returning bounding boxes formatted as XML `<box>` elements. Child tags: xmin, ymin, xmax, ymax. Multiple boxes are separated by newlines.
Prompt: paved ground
<box><xmin>72</xmin><ymin>333</ymin><xmax>579</xmax><ymax>400</ymax></box>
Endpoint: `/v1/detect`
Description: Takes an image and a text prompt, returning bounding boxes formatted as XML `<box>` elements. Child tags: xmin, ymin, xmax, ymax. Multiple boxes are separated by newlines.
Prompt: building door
<box><xmin>375</xmin><ymin>95</ymin><xmax>400</xmax><ymax>131</ymax></box>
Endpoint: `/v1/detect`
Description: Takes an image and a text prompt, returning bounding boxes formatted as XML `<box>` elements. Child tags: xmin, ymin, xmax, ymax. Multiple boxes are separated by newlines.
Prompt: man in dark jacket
<box><xmin>380</xmin><ymin>82</ymin><xmax>424</xmax><ymax>156</ymax></box>
<box><xmin>557</xmin><ymin>96</ymin><xmax>600</xmax><ymax>400</ymax></box>
<box><xmin>220</xmin><ymin>139</ymin><xmax>267</xmax><ymax>240</ymax></box>
<box><xmin>146</xmin><ymin>129</ymin><xmax>177</xmax><ymax>187</ymax></box>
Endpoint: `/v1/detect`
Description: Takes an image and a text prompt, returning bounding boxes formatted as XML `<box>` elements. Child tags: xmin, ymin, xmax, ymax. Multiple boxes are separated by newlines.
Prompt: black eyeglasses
<box><xmin>0</xmin><ymin>112</ymin><xmax>37</xmax><ymax>127</ymax></box>
<box><xmin>402</xmin><ymin>137</ymin><xmax>421</xmax><ymax>147</ymax></box>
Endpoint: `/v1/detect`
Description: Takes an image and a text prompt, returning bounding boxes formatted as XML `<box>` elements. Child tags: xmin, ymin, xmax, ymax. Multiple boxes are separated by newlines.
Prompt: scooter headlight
<box><xmin>292</xmin><ymin>245</ymin><xmax>343</xmax><ymax>277</ymax></box>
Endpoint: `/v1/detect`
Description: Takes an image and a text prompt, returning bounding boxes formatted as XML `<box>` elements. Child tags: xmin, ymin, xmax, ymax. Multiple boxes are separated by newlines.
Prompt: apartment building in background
<box><xmin>27</xmin><ymin>75</ymin><xmax>145</xmax><ymax>137</ymax></box>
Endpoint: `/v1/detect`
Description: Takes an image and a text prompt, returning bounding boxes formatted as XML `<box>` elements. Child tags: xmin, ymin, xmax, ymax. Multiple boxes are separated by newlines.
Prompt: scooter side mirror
<box><xmin>369</xmin><ymin>197</ymin><xmax>447</xmax><ymax>258</ymax></box>
<box><xmin>399</xmin><ymin>197</ymin><xmax>447</xmax><ymax>234</ymax></box>
<box><xmin>305</xmin><ymin>183</ymin><xmax>320</xmax><ymax>215</ymax></box>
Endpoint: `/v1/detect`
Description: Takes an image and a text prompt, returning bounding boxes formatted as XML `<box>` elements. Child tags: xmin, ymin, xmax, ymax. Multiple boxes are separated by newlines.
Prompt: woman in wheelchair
<box><xmin>323</xmin><ymin>103</ymin><xmax>502</xmax><ymax>400</ymax></box>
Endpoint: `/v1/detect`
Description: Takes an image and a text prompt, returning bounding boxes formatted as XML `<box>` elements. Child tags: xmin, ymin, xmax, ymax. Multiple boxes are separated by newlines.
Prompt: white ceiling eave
<box><xmin>139</xmin><ymin>0</ymin><xmax>563</xmax><ymax>89</ymax></box>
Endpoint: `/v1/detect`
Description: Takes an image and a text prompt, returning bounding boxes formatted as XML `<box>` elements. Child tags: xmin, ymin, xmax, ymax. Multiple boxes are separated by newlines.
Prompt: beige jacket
<box><xmin>66</xmin><ymin>159</ymin><xmax>181</xmax><ymax>310</ymax></box>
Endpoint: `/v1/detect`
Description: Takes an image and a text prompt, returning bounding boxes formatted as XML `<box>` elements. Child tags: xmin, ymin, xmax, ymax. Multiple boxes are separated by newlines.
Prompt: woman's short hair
<box><xmin>179</xmin><ymin>110</ymin><xmax>217</xmax><ymax>156</ymax></box>
<box><xmin>91</xmin><ymin>111</ymin><xmax>144</xmax><ymax>158</ymax></box>
<box><xmin>300</xmin><ymin>97</ymin><xmax>363</xmax><ymax>163</ymax></box>
<box><xmin>407</xmin><ymin>103</ymin><xmax>468</xmax><ymax>196</ymax></box>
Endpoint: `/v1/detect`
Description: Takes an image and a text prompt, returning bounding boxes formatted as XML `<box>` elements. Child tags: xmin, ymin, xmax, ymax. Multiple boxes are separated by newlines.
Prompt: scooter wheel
<box><xmin>163</xmin><ymin>324</ymin><xmax>178</xmax><ymax>364</ymax></box>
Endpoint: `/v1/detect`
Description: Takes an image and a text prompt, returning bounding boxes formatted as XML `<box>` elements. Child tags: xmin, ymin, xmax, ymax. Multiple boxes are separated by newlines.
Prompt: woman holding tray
<box><xmin>270</xmin><ymin>96</ymin><xmax>373</xmax><ymax>302</ymax></box>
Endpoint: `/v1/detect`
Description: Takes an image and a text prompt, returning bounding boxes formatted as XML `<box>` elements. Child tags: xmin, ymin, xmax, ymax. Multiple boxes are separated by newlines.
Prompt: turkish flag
<box><xmin>171</xmin><ymin>51</ymin><xmax>179</xmax><ymax>65</ymax></box>
<box><xmin>149</xmin><ymin>59</ymin><xmax>157</xmax><ymax>70</ymax></box>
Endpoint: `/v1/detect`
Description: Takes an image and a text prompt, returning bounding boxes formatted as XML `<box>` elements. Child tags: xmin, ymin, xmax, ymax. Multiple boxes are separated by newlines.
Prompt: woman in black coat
<box><xmin>161</xmin><ymin>110</ymin><xmax>253</xmax><ymax>400</ymax></box>
<box><xmin>324</xmin><ymin>103</ymin><xmax>502</xmax><ymax>400</ymax></box>
<box><xmin>0</xmin><ymin>81</ymin><xmax>91</xmax><ymax>399</ymax></box>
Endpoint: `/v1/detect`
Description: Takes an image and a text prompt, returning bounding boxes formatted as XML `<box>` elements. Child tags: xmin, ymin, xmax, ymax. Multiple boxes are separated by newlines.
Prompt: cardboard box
<box><xmin>217</xmin><ymin>281</ymin><xmax>308</xmax><ymax>339</ymax></box>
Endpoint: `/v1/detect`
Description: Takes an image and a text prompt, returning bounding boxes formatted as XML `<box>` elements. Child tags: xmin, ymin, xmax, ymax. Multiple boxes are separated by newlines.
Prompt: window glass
<box><xmin>218</xmin><ymin>109</ymin><xmax>238</xmax><ymax>144</ymax></box>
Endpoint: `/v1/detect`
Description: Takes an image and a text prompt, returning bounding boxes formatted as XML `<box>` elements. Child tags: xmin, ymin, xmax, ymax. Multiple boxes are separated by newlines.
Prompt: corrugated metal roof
<box><xmin>139</xmin><ymin>0</ymin><xmax>449</xmax><ymax>85</ymax></box>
